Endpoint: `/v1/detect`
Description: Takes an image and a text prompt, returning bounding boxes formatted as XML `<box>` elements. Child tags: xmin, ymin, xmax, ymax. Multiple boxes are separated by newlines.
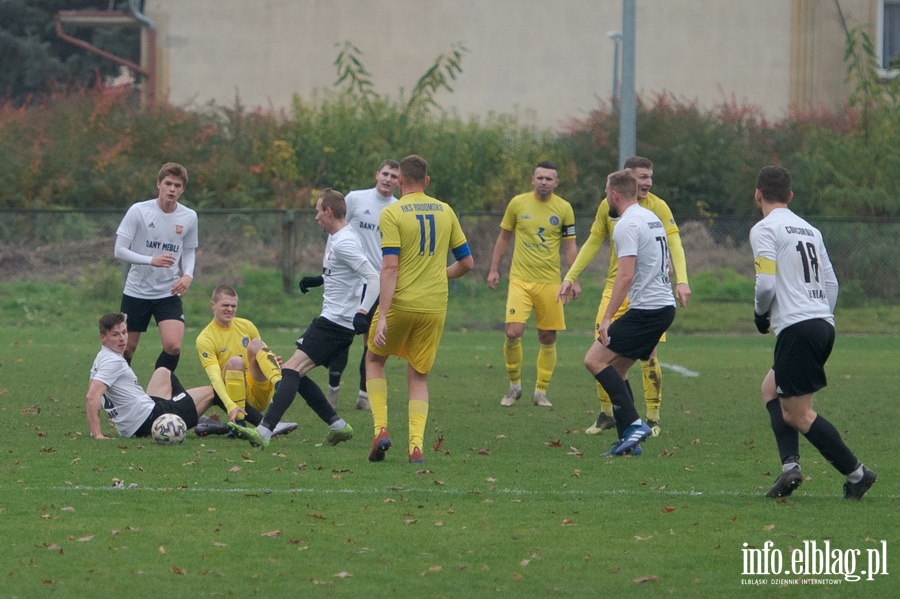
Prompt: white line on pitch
<box><xmin>659</xmin><ymin>362</ymin><xmax>700</xmax><ymax>377</ymax></box>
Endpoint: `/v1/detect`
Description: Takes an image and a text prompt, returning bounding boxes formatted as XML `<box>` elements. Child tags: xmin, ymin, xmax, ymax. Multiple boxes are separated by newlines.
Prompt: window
<box><xmin>879</xmin><ymin>0</ymin><xmax>900</xmax><ymax>74</ymax></box>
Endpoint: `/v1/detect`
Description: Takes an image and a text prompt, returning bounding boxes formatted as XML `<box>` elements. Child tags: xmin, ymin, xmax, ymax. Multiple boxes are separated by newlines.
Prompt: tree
<box><xmin>0</xmin><ymin>0</ymin><xmax>139</xmax><ymax>103</ymax></box>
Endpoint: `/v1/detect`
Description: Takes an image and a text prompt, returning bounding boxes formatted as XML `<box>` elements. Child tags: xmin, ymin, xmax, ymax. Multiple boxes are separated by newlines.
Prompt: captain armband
<box><xmin>754</xmin><ymin>256</ymin><xmax>776</xmax><ymax>276</ymax></box>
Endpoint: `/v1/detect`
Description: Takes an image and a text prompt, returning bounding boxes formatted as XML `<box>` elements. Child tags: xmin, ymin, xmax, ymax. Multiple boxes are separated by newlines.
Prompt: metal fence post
<box><xmin>281</xmin><ymin>209</ymin><xmax>296</xmax><ymax>293</ymax></box>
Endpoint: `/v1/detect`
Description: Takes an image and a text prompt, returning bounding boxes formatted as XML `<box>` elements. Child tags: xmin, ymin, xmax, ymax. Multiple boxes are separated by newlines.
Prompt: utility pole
<box><xmin>618</xmin><ymin>0</ymin><xmax>636</xmax><ymax>168</ymax></box>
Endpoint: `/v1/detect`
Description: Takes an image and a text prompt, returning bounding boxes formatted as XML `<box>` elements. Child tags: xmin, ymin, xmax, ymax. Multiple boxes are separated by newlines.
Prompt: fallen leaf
<box><xmin>547</xmin><ymin>439</ymin><xmax>562</xmax><ymax>447</ymax></box>
<box><xmin>432</xmin><ymin>434</ymin><xmax>444</xmax><ymax>451</ymax></box>
<box><xmin>404</xmin><ymin>519</ymin><xmax>418</xmax><ymax>525</ymax></box>
<box><xmin>229</xmin><ymin>466</ymin><xmax>241</xmax><ymax>473</ymax></box>
<box><xmin>434</xmin><ymin>521</ymin><xmax>444</xmax><ymax>527</ymax></box>
<box><xmin>763</xmin><ymin>524</ymin><xmax>775</xmax><ymax>531</ymax></box>
<box><xmin>512</xmin><ymin>573</ymin><xmax>524</xmax><ymax>580</ymax></box>
<box><xmin>661</xmin><ymin>506</ymin><xmax>675</xmax><ymax>513</ymax></box>
<box><xmin>634</xmin><ymin>535</ymin><xmax>652</xmax><ymax>541</ymax></box>
<box><xmin>571</xmin><ymin>470</ymin><xmax>581</xmax><ymax>478</ymax></box>
<box><xmin>158</xmin><ymin>545</ymin><xmax>166</xmax><ymax>554</ymax></box>
<box><xmin>60</xmin><ymin>506</ymin><xmax>75</xmax><ymax>512</ymax></box>
<box><xmin>428</xmin><ymin>565</ymin><xmax>443</xmax><ymax>572</ymax></box>
<box><xmin>519</xmin><ymin>559</ymin><xmax>531</xmax><ymax>566</ymax></box>
<box><xmin>477</xmin><ymin>448</ymin><xmax>491</xmax><ymax>455</ymax></box>
<box><xmin>633</xmin><ymin>576</ymin><xmax>658</xmax><ymax>583</ymax></box>
<box><xmin>334</xmin><ymin>571</ymin><xmax>352</xmax><ymax>579</ymax></box>
<box><xmin>561</xmin><ymin>519</ymin><xmax>574</xmax><ymax>526</ymax></box>
<box><xmin>171</xmin><ymin>566</ymin><xmax>186</xmax><ymax>575</ymax></box>
<box><xmin>261</xmin><ymin>530</ymin><xmax>283</xmax><ymax>537</ymax></box>
<box><xmin>77</xmin><ymin>535</ymin><xmax>93</xmax><ymax>542</ymax></box>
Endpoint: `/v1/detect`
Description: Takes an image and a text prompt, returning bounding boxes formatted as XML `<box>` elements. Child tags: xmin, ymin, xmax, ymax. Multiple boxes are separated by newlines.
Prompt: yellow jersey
<box><xmin>195</xmin><ymin>317</ymin><xmax>261</xmax><ymax>413</ymax></box>
<box><xmin>501</xmin><ymin>192</ymin><xmax>576</xmax><ymax>284</ymax></box>
<box><xmin>380</xmin><ymin>192</ymin><xmax>469</xmax><ymax>313</ymax></box>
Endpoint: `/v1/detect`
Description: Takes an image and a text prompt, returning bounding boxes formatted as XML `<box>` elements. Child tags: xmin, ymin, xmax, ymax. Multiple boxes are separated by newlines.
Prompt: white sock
<box><xmin>846</xmin><ymin>465</ymin><xmax>864</xmax><ymax>483</ymax></box>
<box><xmin>329</xmin><ymin>418</ymin><xmax>347</xmax><ymax>430</ymax></box>
<box><xmin>258</xmin><ymin>425</ymin><xmax>273</xmax><ymax>441</ymax></box>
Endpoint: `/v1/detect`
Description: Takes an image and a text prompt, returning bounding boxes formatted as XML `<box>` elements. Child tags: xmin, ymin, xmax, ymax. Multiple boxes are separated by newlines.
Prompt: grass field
<box><xmin>1</xmin><ymin>276</ymin><xmax>898</xmax><ymax>598</ymax></box>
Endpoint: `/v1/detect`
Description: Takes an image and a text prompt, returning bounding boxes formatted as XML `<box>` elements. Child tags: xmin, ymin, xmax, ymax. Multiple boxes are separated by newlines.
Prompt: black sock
<box><xmin>244</xmin><ymin>403</ymin><xmax>263</xmax><ymax>426</ymax></box>
<box><xmin>261</xmin><ymin>369</ymin><xmax>300</xmax><ymax>430</ymax></box>
<box><xmin>594</xmin><ymin>366</ymin><xmax>639</xmax><ymax>438</ymax></box>
<box><xmin>170</xmin><ymin>372</ymin><xmax>186</xmax><ymax>397</ymax></box>
<box><xmin>766</xmin><ymin>399</ymin><xmax>800</xmax><ymax>465</ymax></box>
<box><xmin>155</xmin><ymin>350</ymin><xmax>180</xmax><ymax>372</ymax></box>
<box><xmin>802</xmin><ymin>415</ymin><xmax>859</xmax><ymax>475</ymax></box>
<box><xmin>328</xmin><ymin>346</ymin><xmax>349</xmax><ymax>388</ymax></box>
<box><xmin>358</xmin><ymin>346</ymin><xmax>368</xmax><ymax>393</ymax></box>
<box><xmin>297</xmin><ymin>375</ymin><xmax>340</xmax><ymax>426</ymax></box>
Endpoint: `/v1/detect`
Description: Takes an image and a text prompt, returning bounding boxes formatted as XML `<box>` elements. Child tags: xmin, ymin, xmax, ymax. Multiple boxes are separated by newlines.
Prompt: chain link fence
<box><xmin>1</xmin><ymin>209</ymin><xmax>897</xmax><ymax>303</ymax></box>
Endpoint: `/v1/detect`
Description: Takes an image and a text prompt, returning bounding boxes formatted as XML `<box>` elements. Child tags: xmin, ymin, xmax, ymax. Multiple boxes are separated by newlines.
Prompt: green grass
<box><xmin>2</xmin><ymin>294</ymin><xmax>898</xmax><ymax>599</ymax></box>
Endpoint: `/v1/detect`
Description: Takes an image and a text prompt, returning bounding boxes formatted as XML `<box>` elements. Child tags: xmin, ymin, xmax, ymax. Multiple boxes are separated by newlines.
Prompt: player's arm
<box><xmin>820</xmin><ymin>245</ymin><xmax>839</xmax><ymax>313</ymax></box>
<box><xmin>448</xmin><ymin>242</ymin><xmax>474</xmax><ymax>280</ymax></box>
<box><xmin>597</xmin><ymin>255</ymin><xmax>635</xmax><ymax>345</ymax></box>
<box><xmin>171</xmin><ymin>246</ymin><xmax>195</xmax><ymax>296</ymax></box>
<box><xmin>751</xmin><ymin>227</ymin><xmax>776</xmax><ymax>333</ymax></box>
<box><xmin>666</xmin><ymin>230</ymin><xmax>690</xmax><ymax>307</ymax></box>
<box><xmin>85</xmin><ymin>380</ymin><xmax>113</xmax><ymax>440</ymax></box>
<box><xmin>196</xmin><ymin>336</ymin><xmax>241</xmax><ymax>418</ymax></box>
<box><xmin>562</xmin><ymin>236</ymin><xmax>581</xmax><ymax>300</ymax></box>
<box><xmin>373</xmin><ymin>252</ymin><xmax>398</xmax><ymax>347</ymax></box>
<box><xmin>558</xmin><ymin>232</ymin><xmax>604</xmax><ymax>302</ymax></box>
<box><xmin>486</xmin><ymin>228</ymin><xmax>512</xmax><ymax>289</ymax></box>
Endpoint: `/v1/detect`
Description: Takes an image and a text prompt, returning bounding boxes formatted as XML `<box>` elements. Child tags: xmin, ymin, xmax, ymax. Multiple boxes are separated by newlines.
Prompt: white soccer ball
<box><xmin>151</xmin><ymin>414</ymin><xmax>187</xmax><ymax>445</ymax></box>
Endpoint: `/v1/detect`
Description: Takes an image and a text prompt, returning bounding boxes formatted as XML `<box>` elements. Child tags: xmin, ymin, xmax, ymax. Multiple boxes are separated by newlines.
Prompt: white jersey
<box><xmin>116</xmin><ymin>199</ymin><xmax>199</xmax><ymax>299</ymax></box>
<box><xmin>750</xmin><ymin>207</ymin><xmax>837</xmax><ymax>335</ymax></box>
<box><xmin>320</xmin><ymin>225</ymin><xmax>379</xmax><ymax>329</ymax></box>
<box><xmin>345</xmin><ymin>187</ymin><xmax>397</xmax><ymax>269</ymax></box>
<box><xmin>89</xmin><ymin>346</ymin><xmax>154</xmax><ymax>438</ymax></box>
<box><xmin>612</xmin><ymin>204</ymin><xmax>676</xmax><ymax>310</ymax></box>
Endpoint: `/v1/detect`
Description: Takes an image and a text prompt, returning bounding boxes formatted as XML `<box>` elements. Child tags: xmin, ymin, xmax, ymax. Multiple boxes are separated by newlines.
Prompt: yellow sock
<box><xmin>504</xmin><ymin>337</ymin><xmax>522</xmax><ymax>385</ymax></box>
<box><xmin>408</xmin><ymin>399</ymin><xmax>429</xmax><ymax>453</ymax></box>
<box><xmin>255</xmin><ymin>346</ymin><xmax>282</xmax><ymax>386</ymax></box>
<box><xmin>367</xmin><ymin>377</ymin><xmax>388</xmax><ymax>435</ymax></box>
<box><xmin>535</xmin><ymin>342</ymin><xmax>557</xmax><ymax>393</ymax></box>
<box><xmin>596</xmin><ymin>382</ymin><xmax>614</xmax><ymax>416</ymax></box>
<box><xmin>225</xmin><ymin>369</ymin><xmax>247</xmax><ymax>412</ymax></box>
<box><xmin>642</xmin><ymin>357</ymin><xmax>662</xmax><ymax>421</ymax></box>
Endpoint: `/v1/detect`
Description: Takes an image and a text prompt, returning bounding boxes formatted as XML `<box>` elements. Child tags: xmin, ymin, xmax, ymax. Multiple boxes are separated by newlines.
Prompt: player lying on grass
<box><xmin>85</xmin><ymin>312</ymin><xmax>214</xmax><ymax>440</ymax></box>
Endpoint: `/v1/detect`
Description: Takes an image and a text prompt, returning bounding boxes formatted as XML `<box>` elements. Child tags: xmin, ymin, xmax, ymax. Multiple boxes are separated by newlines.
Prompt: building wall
<box><xmin>145</xmin><ymin>0</ymin><xmax>875</xmax><ymax>130</ymax></box>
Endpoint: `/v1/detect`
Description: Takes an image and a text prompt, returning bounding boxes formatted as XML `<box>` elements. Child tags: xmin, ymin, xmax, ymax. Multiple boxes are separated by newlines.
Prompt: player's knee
<box><xmin>246</xmin><ymin>338</ymin><xmax>266</xmax><ymax>355</ymax></box>
<box><xmin>225</xmin><ymin>356</ymin><xmax>244</xmax><ymax>371</ymax></box>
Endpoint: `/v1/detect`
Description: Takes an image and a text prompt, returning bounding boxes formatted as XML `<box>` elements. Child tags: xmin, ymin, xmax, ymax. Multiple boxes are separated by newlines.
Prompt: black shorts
<box><xmin>120</xmin><ymin>294</ymin><xmax>185</xmax><ymax>333</ymax></box>
<box><xmin>132</xmin><ymin>391</ymin><xmax>201</xmax><ymax>437</ymax></box>
<box><xmin>773</xmin><ymin>318</ymin><xmax>835</xmax><ymax>397</ymax></box>
<box><xmin>296</xmin><ymin>316</ymin><xmax>356</xmax><ymax>367</ymax></box>
<box><xmin>605</xmin><ymin>306</ymin><xmax>676</xmax><ymax>360</ymax></box>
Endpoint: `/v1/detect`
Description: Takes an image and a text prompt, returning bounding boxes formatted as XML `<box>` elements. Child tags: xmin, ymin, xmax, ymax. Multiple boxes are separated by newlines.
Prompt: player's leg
<box><xmin>154</xmin><ymin>296</ymin><xmax>185</xmax><ymax>372</ymax></box>
<box><xmin>326</xmin><ymin>345</ymin><xmax>350</xmax><ymax>409</ymax></box>
<box><xmin>775</xmin><ymin>319</ymin><xmax>875</xmax><ymax>499</ymax></box>
<box><xmin>532</xmin><ymin>282</ymin><xmax>564</xmax><ymax>407</ymax></box>
<box><xmin>641</xmin><ymin>344</ymin><xmax>663</xmax><ymax>436</ymax></box>
<box><xmin>585</xmin><ymin>290</ymin><xmax>617</xmax><ymax>433</ymax></box>
<box><xmin>355</xmin><ymin>301</ymin><xmax>378</xmax><ymax>411</ymax></box>
<box><xmin>402</xmin><ymin>311</ymin><xmax>444</xmax><ymax>463</ymax></box>
<box><xmin>500</xmin><ymin>280</ymin><xmax>530</xmax><ymax>406</ymax></box>
<box><xmin>365</xmin><ymin>305</ymin><xmax>393</xmax><ymax>461</ymax></box>
<box><xmin>407</xmin><ymin>365</ymin><xmax>429</xmax><ymax>463</ymax></box>
<box><xmin>534</xmin><ymin>329</ymin><xmax>556</xmax><ymax>407</ymax></box>
<box><xmin>761</xmin><ymin>369</ymin><xmax>802</xmax><ymax>498</ymax></box>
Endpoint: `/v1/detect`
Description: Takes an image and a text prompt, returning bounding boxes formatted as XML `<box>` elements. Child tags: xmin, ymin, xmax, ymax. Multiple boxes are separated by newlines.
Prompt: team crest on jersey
<box><xmin>175</xmin><ymin>225</ymin><xmax>183</xmax><ymax>235</ymax></box>
<box><xmin>242</xmin><ymin>337</ymin><xmax>250</xmax><ymax>347</ymax></box>
<box><xmin>549</xmin><ymin>216</ymin><xmax>560</xmax><ymax>226</ymax></box>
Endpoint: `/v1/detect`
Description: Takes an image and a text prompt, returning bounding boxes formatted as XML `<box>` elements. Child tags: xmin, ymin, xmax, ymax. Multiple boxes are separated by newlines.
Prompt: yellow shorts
<box><xmin>595</xmin><ymin>287</ymin><xmax>666</xmax><ymax>343</ymax></box>
<box><xmin>367</xmin><ymin>307</ymin><xmax>446</xmax><ymax>374</ymax></box>
<box><xmin>245</xmin><ymin>374</ymin><xmax>274</xmax><ymax>411</ymax></box>
<box><xmin>506</xmin><ymin>279</ymin><xmax>566</xmax><ymax>331</ymax></box>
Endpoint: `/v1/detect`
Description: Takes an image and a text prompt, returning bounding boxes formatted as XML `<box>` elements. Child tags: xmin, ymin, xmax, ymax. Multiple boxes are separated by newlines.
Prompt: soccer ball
<box><xmin>151</xmin><ymin>414</ymin><xmax>187</xmax><ymax>445</ymax></box>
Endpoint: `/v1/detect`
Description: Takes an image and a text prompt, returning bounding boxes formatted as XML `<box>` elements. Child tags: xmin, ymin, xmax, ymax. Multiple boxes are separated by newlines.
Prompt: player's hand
<box><xmin>150</xmin><ymin>253</ymin><xmax>176</xmax><ymax>268</ymax></box>
<box><xmin>557</xmin><ymin>281</ymin><xmax>576</xmax><ymax>304</ymax></box>
<box><xmin>486</xmin><ymin>270</ymin><xmax>500</xmax><ymax>290</ymax></box>
<box><xmin>597</xmin><ymin>318</ymin><xmax>612</xmax><ymax>346</ymax></box>
<box><xmin>754</xmin><ymin>311</ymin><xmax>771</xmax><ymax>334</ymax></box>
<box><xmin>171</xmin><ymin>275</ymin><xmax>192</xmax><ymax>297</ymax></box>
<box><xmin>92</xmin><ymin>433</ymin><xmax>113</xmax><ymax>440</ymax></box>
<box><xmin>353</xmin><ymin>312</ymin><xmax>369</xmax><ymax>335</ymax></box>
<box><xmin>373</xmin><ymin>318</ymin><xmax>388</xmax><ymax>348</ymax></box>
<box><xmin>299</xmin><ymin>276</ymin><xmax>324</xmax><ymax>294</ymax></box>
<box><xmin>228</xmin><ymin>406</ymin><xmax>247</xmax><ymax>423</ymax></box>
<box><xmin>675</xmin><ymin>283</ymin><xmax>691</xmax><ymax>308</ymax></box>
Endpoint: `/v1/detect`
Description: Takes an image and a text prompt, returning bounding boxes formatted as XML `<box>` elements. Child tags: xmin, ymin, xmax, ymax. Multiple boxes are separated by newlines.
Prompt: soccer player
<box><xmin>365</xmin><ymin>154</ymin><xmax>473</xmax><ymax>464</ymax></box>
<box><xmin>487</xmin><ymin>161</ymin><xmax>578</xmax><ymax>408</ymax></box>
<box><xmin>114</xmin><ymin>162</ymin><xmax>198</xmax><ymax>372</ymax></box>
<box><xmin>560</xmin><ymin>156</ymin><xmax>690</xmax><ymax>437</ymax></box>
<box><xmin>559</xmin><ymin>169</ymin><xmax>676</xmax><ymax>456</ymax></box>
<box><xmin>750</xmin><ymin>166</ymin><xmax>875</xmax><ymax>500</ymax></box>
<box><xmin>299</xmin><ymin>159</ymin><xmax>400</xmax><ymax>411</ymax></box>
<box><xmin>228</xmin><ymin>189</ymin><xmax>379</xmax><ymax>448</ymax></box>
<box><xmin>194</xmin><ymin>285</ymin><xmax>298</xmax><ymax>437</ymax></box>
<box><xmin>85</xmin><ymin>312</ymin><xmax>215</xmax><ymax>440</ymax></box>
